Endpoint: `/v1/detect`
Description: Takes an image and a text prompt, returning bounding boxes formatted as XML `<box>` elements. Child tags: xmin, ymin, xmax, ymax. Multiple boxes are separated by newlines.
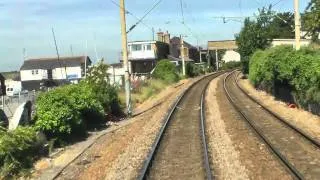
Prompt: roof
<box><xmin>20</xmin><ymin>56</ymin><xmax>91</xmax><ymax>70</ymax></box>
<box><xmin>208</xmin><ymin>40</ymin><xmax>238</xmax><ymax>50</ymax></box>
<box><xmin>109</xmin><ymin>63</ymin><xmax>123</xmax><ymax>68</ymax></box>
<box><xmin>170</xmin><ymin>37</ymin><xmax>196</xmax><ymax>49</ymax></box>
<box><xmin>168</xmin><ymin>55</ymin><xmax>194</xmax><ymax>62</ymax></box>
<box><xmin>128</xmin><ymin>40</ymin><xmax>157</xmax><ymax>45</ymax></box>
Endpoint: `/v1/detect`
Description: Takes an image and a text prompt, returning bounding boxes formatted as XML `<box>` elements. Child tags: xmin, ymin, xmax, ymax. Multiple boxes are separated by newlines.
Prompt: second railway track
<box><xmin>139</xmin><ymin>72</ymin><xmax>223</xmax><ymax>180</ymax></box>
<box><xmin>224</xmin><ymin>71</ymin><xmax>320</xmax><ymax>180</ymax></box>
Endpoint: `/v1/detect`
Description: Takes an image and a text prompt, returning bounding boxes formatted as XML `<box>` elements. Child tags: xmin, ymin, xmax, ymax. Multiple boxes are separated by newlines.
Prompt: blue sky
<box><xmin>0</xmin><ymin>0</ymin><xmax>309</xmax><ymax>72</ymax></box>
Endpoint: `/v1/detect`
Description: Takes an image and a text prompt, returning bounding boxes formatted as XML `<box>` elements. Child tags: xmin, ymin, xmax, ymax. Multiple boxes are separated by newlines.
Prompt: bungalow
<box><xmin>20</xmin><ymin>56</ymin><xmax>91</xmax><ymax>91</ymax></box>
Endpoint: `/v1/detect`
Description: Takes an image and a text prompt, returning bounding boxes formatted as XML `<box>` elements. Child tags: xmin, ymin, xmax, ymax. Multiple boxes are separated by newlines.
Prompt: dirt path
<box><xmin>32</xmin><ymin>77</ymin><xmax>204</xmax><ymax>180</ymax></box>
<box><xmin>205</xmin><ymin>75</ymin><xmax>292</xmax><ymax>179</ymax></box>
<box><xmin>239</xmin><ymin>78</ymin><xmax>320</xmax><ymax>140</ymax></box>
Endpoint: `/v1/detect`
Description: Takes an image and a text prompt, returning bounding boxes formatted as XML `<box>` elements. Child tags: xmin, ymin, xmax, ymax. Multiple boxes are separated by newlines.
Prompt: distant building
<box><xmin>169</xmin><ymin>36</ymin><xmax>199</xmax><ymax>64</ymax></box>
<box><xmin>20</xmin><ymin>56</ymin><xmax>91</xmax><ymax>90</ymax></box>
<box><xmin>207</xmin><ymin>40</ymin><xmax>240</xmax><ymax>68</ymax></box>
<box><xmin>107</xmin><ymin>63</ymin><xmax>125</xmax><ymax>86</ymax></box>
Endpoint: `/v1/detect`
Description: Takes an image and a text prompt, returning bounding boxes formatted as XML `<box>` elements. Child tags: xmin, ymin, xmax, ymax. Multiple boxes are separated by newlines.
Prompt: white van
<box><xmin>5</xmin><ymin>81</ymin><xmax>22</xmax><ymax>97</ymax></box>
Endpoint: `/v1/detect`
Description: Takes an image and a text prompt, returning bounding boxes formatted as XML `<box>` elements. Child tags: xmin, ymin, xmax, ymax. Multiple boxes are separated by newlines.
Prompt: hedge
<box><xmin>249</xmin><ymin>45</ymin><xmax>320</xmax><ymax>109</ymax></box>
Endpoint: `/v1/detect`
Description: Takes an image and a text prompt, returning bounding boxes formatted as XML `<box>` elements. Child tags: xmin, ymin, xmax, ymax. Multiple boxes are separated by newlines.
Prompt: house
<box><xmin>20</xmin><ymin>56</ymin><xmax>91</xmax><ymax>91</ymax></box>
<box><xmin>126</xmin><ymin>38</ymin><xmax>169</xmax><ymax>74</ymax></box>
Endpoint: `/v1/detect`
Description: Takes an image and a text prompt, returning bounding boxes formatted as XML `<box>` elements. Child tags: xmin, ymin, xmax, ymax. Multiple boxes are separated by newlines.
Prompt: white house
<box><xmin>20</xmin><ymin>56</ymin><xmax>91</xmax><ymax>90</ymax></box>
<box><xmin>126</xmin><ymin>40</ymin><xmax>169</xmax><ymax>74</ymax></box>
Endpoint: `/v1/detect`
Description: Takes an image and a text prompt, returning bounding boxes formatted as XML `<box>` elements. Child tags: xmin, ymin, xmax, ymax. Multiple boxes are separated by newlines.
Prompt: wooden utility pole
<box><xmin>120</xmin><ymin>0</ymin><xmax>132</xmax><ymax>115</ymax></box>
<box><xmin>294</xmin><ymin>0</ymin><xmax>301</xmax><ymax>50</ymax></box>
<box><xmin>180</xmin><ymin>35</ymin><xmax>186</xmax><ymax>76</ymax></box>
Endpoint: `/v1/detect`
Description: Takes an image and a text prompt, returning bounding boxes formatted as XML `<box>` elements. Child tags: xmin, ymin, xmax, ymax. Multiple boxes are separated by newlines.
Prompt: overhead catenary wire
<box><xmin>110</xmin><ymin>0</ymin><xmax>164</xmax><ymax>34</ymax></box>
<box><xmin>109</xmin><ymin>0</ymin><xmax>153</xmax><ymax>32</ymax></box>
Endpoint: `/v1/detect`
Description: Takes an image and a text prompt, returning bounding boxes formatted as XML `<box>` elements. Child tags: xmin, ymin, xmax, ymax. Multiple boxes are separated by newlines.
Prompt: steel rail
<box><xmin>139</xmin><ymin>72</ymin><xmax>222</xmax><ymax>180</ymax></box>
<box><xmin>223</xmin><ymin>71</ymin><xmax>303</xmax><ymax>180</ymax></box>
<box><xmin>200</xmin><ymin>78</ymin><xmax>214</xmax><ymax>180</ymax></box>
<box><xmin>234</xmin><ymin>72</ymin><xmax>320</xmax><ymax>148</ymax></box>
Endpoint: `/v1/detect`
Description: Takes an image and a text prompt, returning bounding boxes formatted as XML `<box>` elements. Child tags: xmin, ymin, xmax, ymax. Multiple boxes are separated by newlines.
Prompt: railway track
<box><xmin>224</xmin><ymin>71</ymin><xmax>320</xmax><ymax>180</ymax></box>
<box><xmin>139</xmin><ymin>73</ymin><xmax>223</xmax><ymax>180</ymax></box>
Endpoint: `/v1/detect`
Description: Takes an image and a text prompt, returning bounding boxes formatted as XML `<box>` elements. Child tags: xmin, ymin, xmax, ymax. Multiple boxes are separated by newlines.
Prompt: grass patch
<box><xmin>119</xmin><ymin>79</ymin><xmax>168</xmax><ymax>107</ymax></box>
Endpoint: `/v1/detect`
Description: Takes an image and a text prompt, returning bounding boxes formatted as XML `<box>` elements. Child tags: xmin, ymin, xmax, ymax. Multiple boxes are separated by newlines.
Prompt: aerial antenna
<box><xmin>52</xmin><ymin>28</ymin><xmax>66</xmax><ymax>79</ymax></box>
<box><xmin>22</xmin><ymin>48</ymin><xmax>27</xmax><ymax>61</ymax></box>
<box><xmin>70</xmin><ymin>45</ymin><xmax>74</xmax><ymax>56</ymax></box>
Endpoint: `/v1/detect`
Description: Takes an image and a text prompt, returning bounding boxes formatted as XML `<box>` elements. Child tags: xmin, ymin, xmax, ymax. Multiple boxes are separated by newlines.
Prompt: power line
<box><xmin>127</xmin><ymin>0</ymin><xmax>164</xmax><ymax>33</ymax></box>
<box><xmin>109</xmin><ymin>0</ymin><xmax>153</xmax><ymax>31</ymax></box>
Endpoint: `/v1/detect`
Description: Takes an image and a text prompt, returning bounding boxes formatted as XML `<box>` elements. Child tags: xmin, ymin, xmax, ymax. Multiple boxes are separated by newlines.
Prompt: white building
<box><xmin>20</xmin><ymin>56</ymin><xmax>91</xmax><ymax>90</ymax></box>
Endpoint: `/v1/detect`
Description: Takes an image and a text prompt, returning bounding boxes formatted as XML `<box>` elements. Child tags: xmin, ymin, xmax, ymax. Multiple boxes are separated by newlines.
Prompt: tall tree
<box><xmin>304</xmin><ymin>0</ymin><xmax>320</xmax><ymax>42</ymax></box>
<box><xmin>235</xmin><ymin>6</ymin><xmax>273</xmax><ymax>74</ymax></box>
<box><xmin>236</xmin><ymin>5</ymin><xmax>295</xmax><ymax>74</ymax></box>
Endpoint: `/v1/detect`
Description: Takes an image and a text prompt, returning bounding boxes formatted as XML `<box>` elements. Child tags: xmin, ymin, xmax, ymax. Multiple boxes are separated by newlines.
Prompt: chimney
<box><xmin>163</xmin><ymin>31</ymin><xmax>170</xmax><ymax>44</ymax></box>
<box><xmin>157</xmin><ymin>32</ymin><xmax>164</xmax><ymax>42</ymax></box>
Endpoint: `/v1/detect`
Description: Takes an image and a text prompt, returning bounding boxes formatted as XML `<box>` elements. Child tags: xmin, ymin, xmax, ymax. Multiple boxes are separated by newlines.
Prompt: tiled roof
<box><xmin>20</xmin><ymin>56</ymin><xmax>91</xmax><ymax>70</ymax></box>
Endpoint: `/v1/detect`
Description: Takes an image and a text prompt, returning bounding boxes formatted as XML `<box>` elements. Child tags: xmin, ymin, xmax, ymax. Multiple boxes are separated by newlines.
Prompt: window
<box><xmin>132</xmin><ymin>44</ymin><xmax>142</xmax><ymax>51</ymax></box>
<box><xmin>145</xmin><ymin>44</ymin><xmax>152</xmax><ymax>51</ymax></box>
<box><xmin>32</xmin><ymin>70</ymin><xmax>39</xmax><ymax>75</ymax></box>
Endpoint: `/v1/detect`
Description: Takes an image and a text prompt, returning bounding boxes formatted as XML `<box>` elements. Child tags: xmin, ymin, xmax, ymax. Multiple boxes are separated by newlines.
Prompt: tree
<box><xmin>235</xmin><ymin>17</ymin><xmax>271</xmax><ymax>73</ymax></box>
<box><xmin>304</xmin><ymin>0</ymin><xmax>320</xmax><ymax>42</ymax></box>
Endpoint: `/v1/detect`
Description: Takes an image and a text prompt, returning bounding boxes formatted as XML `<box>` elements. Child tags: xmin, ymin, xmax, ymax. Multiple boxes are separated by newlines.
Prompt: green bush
<box><xmin>152</xmin><ymin>60</ymin><xmax>179</xmax><ymax>83</ymax></box>
<box><xmin>249</xmin><ymin>45</ymin><xmax>320</xmax><ymax>108</ymax></box>
<box><xmin>0</xmin><ymin>127</ymin><xmax>38</xmax><ymax>178</ymax></box>
<box><xmin>35</xmin><ymin>87</ymin><xmax>83</xmax><ymax>139</ymax></box>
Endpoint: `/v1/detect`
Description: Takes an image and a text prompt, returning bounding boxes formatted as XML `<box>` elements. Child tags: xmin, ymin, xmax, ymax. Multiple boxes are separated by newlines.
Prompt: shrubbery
<box><xmin>249</xmin><ymin>45</ymin><xmax>320</xmax><ymax>109</ymax></box>
<box><xmin>34</xmin><ymin>82</ymin><xmax>106</xmax><ymax>140</ymax></box>
<box><xmin>186</xmin><ymin>63</ymin><xmax>205</xmax><ymax>77</ymax></box>
<box><xmin>0</xmin><ymin>127</ymin><xmax>38</xmax><ymax>178</ymax></box>
<box><xmin>152</xmin><ymin>60</ymin><xmax>179</xmax><ymax>83</ymax></box>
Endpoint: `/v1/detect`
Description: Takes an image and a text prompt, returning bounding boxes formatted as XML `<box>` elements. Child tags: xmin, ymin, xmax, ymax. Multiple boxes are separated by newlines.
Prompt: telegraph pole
<box><xmin>294</xmin><ymin>0</ymin><xmax>301</xmax><ymax>50</ymax></box>
<box><xmin>180</xmin><ymin>35</ymin><xmax>186</xmax><ymax>76</ymax></box>
<box><xmin>120</xmin><ymin>0</ymin><xmax>132</xmax><ymax>115</ymax></box>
